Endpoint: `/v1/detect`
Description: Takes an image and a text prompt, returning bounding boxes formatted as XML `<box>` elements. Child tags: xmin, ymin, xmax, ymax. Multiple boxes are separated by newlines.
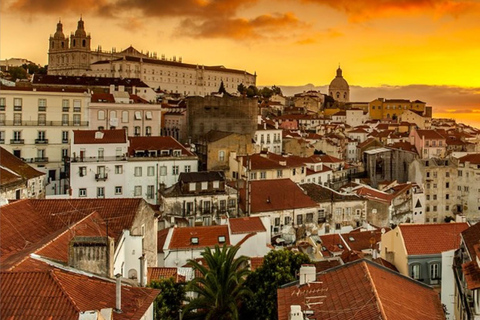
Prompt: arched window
<box><xmin>336</xmin><ymin>92</ymin><xmax>340</xmax><ymax>99</ymax></box>
<box><xmin>98</xmin><ymin>110</ymin><xmax>105</xmax><ymax>120</ymax></box>
<box><xmin>122</xmin><ymin>111</ymin><xmax>129</xmax><ymax>123</ymax></box>
<box><xmin>110</xmin><ymin>111</ymin><xmax>117</xmax><ymax>119</ymax></box>
<box><xmin>51</xmin><ymin>41</ymin><xmax>54</xmax><ymax>49</ymax></box>
<box><xmin>61</xmin><ymin>41</ymin><xmax>64</xmax><ymax>48</ymax></box>
<box><xmin>82</xmin><ymin>39</ymin><xmax>86</xmax><ymax>47</ymax></box>
<box><xmin>128</xmin><ymin>269</ymin><xmax>138</xmax><ymax>280</ymax></box>
<box><xmin>123</xmin><ymin>126</ymin><xmax>128</xmax><ymax>136</ymax></box>
<box><xmin>73</xmin><ymin>39</ymin><xmax>76</xmax><ymax>47</ymax></box>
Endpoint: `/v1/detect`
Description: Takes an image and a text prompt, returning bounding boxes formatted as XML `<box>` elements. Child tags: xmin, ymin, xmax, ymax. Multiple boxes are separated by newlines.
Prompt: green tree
<box><xmin>241</xmin><ymin>249</ymin><xmax>311</xmax><ymax>320</ymax></box>
<box><xmin>271</xmin><ymin>85</ymin><xmax>283</xmax><ymax>96</ymax></box>
<box><xmin>245</xmin><ymin>85</ymin><xmax>259</xmax><ymax>98</ymax></box>
<box><xmin>8</xmin><ymin>67</ymin><xmax>28</xmax><ymax>82</ymax></box>
<box><xmin>259</xmin><ymin>87</ymin><xmax>274</xmax><ymax>100</ymax></box>
<box><xmin>149</xmin><ymin>277</ymin><xmax>186</xmax><ymax>320</ymax></box>
<box><xmin>183</xmin><ymin>244</ymin><xmax>252</xmax><ymax>320</ymax></box>
<box><xmin>237</xmin><ymin>83</ymin><xmax>247</xmax><ymax>95</ymax></box>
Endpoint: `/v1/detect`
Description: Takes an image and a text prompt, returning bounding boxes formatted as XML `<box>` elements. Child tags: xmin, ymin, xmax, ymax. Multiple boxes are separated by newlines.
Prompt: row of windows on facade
<box><xmin>255</xmin><ymin>133</ymin><xmax>282</xmax><ymax>144</ymax></box>
<box><xmin>3</xmin><ymin>130</ymin><xmax>70</xmax><ymax>143</ymax></box>
<box><xmin>78</xmin><ymin>185</ymin><xmax>155</xmax><ymax>198</ymax></box>
<box><xmin>0</xmin><ymin>98</ymin><xmax>82</xmax><ymax>112</ymax></box>
<box><xmin>371</xmin><ymin>105</ymin><xmax>422</xmax><ymax>110</ymax></box>
<box><xmin>0</xmin><ymin>113</ymin><xmax>83</xmax><ymax>126</ymax></box>
<box><xmin>0</xmin><ymin>146</ymin><xmax>68</xmax><ymax>160</ymax></box>
<box><xmin>410</xmin><ymin>262</ymin><xmax>440</xmax><ymax>282</ymax></box>
<box><xmin>51</xmin><ymin>38</ymin><xmax>88</xmax><ymax>49</ymax></box>
<box><xmin>97</xmin><ymin>110</ymin><xmax>154</xmax><ymax>121</ymax></box>
<box><xmin>425</xmin><ymin>182</ymin><xmax>473</xmax><ymax>192</ymax></box>
<box><xmin>96</xmin><ymin>125</ymin><xmax>152</xmax><ymax>136</ymax></box>
<box><xmin>78</xmin><ymin>165</ymin><xmax>191</xmax><ymax>177</ymax></box>
<box><xmin>183</xmin><ymin>199</ymin><xmax>237</xmax><ymax>213</ymax></box>
<box><xmin>248</xmin><ymin>167</ymin><xmax>308</xmax><ymax>180</ymax></box>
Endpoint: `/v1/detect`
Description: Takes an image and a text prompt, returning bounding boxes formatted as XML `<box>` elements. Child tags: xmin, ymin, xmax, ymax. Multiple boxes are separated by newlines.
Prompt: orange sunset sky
<box><xmin>1</xmin><ymin>0</ymin><xmax>480</xmax><ymax>126</ymax></box>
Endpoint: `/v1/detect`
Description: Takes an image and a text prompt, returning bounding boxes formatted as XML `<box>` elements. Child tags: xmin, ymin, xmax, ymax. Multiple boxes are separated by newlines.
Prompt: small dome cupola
<box><xmin>54</xmin><ymin>20</ymin><xmax>65</xmax><ymax>39</ymax></box>
<box><xmin>75</xmin><ymin>17</ymin><xmax>87</xmax><ymax>37</ymax></box>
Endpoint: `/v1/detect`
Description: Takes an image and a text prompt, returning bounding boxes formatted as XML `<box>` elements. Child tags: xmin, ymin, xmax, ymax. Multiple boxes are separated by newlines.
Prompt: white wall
<box><xmin>442</xmin><ymin>249</ymin><xmax>456</xmax><ymax>320</ymax></box>
<box><xmin>113</xmin><ymin>230</ymin><xmax>144</xmax><ymax>285</ymax></box>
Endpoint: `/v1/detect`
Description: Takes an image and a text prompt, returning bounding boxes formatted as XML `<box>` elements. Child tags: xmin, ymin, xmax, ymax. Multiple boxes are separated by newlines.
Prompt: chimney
<box><xmin>109</xmin><ymin>84</ymin><xmax>115</xmax><ymax>94</ymax></box>
<box><xmin>115</xmin><ymin>274</ymin><xmax>122</xmax><ymax>313</ymax></box>
<box><xmin>139</xmin><ymin>254</ymin><xmax>145</xmax><ymax>287</ymax></box>
<box><xmin>299</xmin><ymin>264</ymin><xmax>316</xmax><ymax>285</ymax></box>
<box><xmin>289</xmin><ymin>305</ymin><xmax>303</xmax><ymax>320</ymax></box>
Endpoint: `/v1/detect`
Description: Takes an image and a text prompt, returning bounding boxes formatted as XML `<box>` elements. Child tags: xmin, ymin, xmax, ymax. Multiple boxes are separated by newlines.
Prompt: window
<box><xmin>115</xmin><ymin>186</ymin><xmax>123</xmax><ymax>195</ymax></box>
<box><xmin>285</xmin><ymin>216</ymin><xmax>291</xmax><ymax>225</ymax></box>
<box><xmin>134</xmin><ymin>126</ymin><xmax>141</xmax><ymax>136</ymax></box>
<box><xmin>220</xmin><ymin>200</ymin><xmax>226</xmax><ymax>211</ymax></box>
<box><xmin>134</xmin><ymin>167</ymin><xmax>142</xmax><ymax>177</ymax></box>
<box><xmin>0</xmin><ymin>98</ymin><xmax>5</xmax><ymax>111</ymax></box>
<box><xmin>306</xmin><ymin>213</ymin><xmax>313</xmax><ymax>223</ymax></box>
<box><xmin>79</xmin><ymin>167</ymin><xmax>87</xmax><ymax>177</ymax></box>
<box><xmin>98</xmin><ymin>148</ymin><xmax>104</xmax><ymax>160</ymax></box>
<box><xmin>446</xmin><ymin>182</ymin><xmax>449</xmax><ymax>188</ymax></box>
<box><xmin>189</xmin><ymin>183</ymin><xmax>196</xmax><ymax>191</ymax></box>
<box><xmin>147</xmin><ymin>166</ymin><xmax>155</xmax><ymax>176</ymax></box>
<box><xmin>446</xmin><ymin>194</ymin><xmax>449</xmax><ymax>200</ymax></box>
<box><xmin>37</xmin><ymin>131</ymin><xmax>46</xmax><ymax>141</ymax></box>
<box><xmin>204</xmin><ymin>201</ymin><xmax>211</xmax><ymax>213</ymax></box>
<box><xmin>446</xmin><ymin>172</ymin><xmax>450</xmax><ymax>178</ymax></box>
<box><xmin>430</xmin><ymin>263</ymin><xmax>440</xmax><ymax>281</ymax></box>
<box><xmin>73</xmin><ymin>114</ymin><xmax>80</xmax><ymax>125</ymax></box>
<box><xmin>38</xmin><ymin>114</ymin><xmax>46</xmax><ymax>125</ymax></box>
<box><xmin>0</xmin><ymin>114</ymin><xmax>5</xmax><ymax>125</ymax></box>
<box><xmin>62</xmin><ymin>99</ymin><xmax>69</xmax><ymax>112</ymax></box>
<box><xmin>277</xmin><ymin>170</ymin><xmax>283</xmax><ymax>178</ymax></box>
<box><xmin>97</xmin><ymin>187</ymin><xmax>105</xmax><ymax>198</ymax></box>
<box><xmin>160</xmin><ymin>166</ymin><xmax>167</xmax><ymax>176</ymax></box>
<box><xmin>228</xmin><ymin>199</ymin><xmax>236</xmax><ymax>209</ymax></box>
<box><xmin>98</xmin><ymin>110</ymin><xmax>105</xmax><ymax>120</ymax></box>
<box><xmin>426</xmin><ymin>171</ymin><xmax>430</xmax><ymax>178</ymax></box>
<box><xmin>218</xmin><ymin>150</ymin><xmax>225</xmax><ymax>162</ymax></box>
<box><xmin>14</xmin><ymin>98</ymin><xmax>22</xmax><ymax>111</ymax></box>
<box><xmin>115</xmin><ymin>165</ymin><xmax>123</xmax><ymax>174</ymax></box>
<box><xmin>426</xmin><ymin>195</ymin><xmax>430</xmax><ymax>200</ymax></box>
<box><xmin>250</xmin><ymin>172</ymin><xmax>257</xmax><ymax>180</ymax></box>
<box><xmin>411</xmin><ymin>264</ymin><xmax>421</xmax><ymax>280</ymax></box>
<box><xmin>14</xmin><ymin>113</ymin><xmax>22</xmax><ymax>125</ymax></box>
<box><xmin>79</xmin><ymin>188</ymin><xmax>87</xmax><ymax>197</ymax></box>
<box><xmin>201</xmin><ymin>182</ymin><xmax>208</xmax><ymax>190</ymax></box>
<box><xmin>73</xmin><ymin>100</ymin><xmax>81</xmax><ymax>112</ymax></box>
<box><xmin>172</xmin><ymin>166</ymin><xmax>179</xmax><ymax>175</ymax></box>
<box><xmin>134</xmin><ymin>111</ymin><xmax>141</xmax><ymax>120</ymax></box>
<box><xmin>145</xmin><ymin>126</ymin><xmax>152</xmax><ymax>136</ymax></box>
<box><xmin>433</xmin><ymin>195</ymin><xmax>437</xmax><ymax>200</ymax></box>
<box><xmin>38</xmin><ymin>99</ymin><xmax>47</xmax><ymax>111</ymax></box>
<box><xmin>0</xmin><ymin>131</ymin><xmax>5</xmax><ymax>143</ymax></box>
<box><xmin>260</xmin><ymin>171</ymin><xmax>266</xmax><ymax>179</ymax></box>
<box><xmin>62</xmin><ymin>148</ymin><xmax>68</xmax><ymax>159</ymax></box>
<box><xmin>147</xmin><ymin>185</ymin><xmax>154</xmax><ymax>199</ymax></box>
<box><xmin>145</xmin><ymin>111</ymin><xmax>152</xmax><ymax>120</ymax></box>
<box><xmin>62</xmin><ymin>114</ymin><xmax>69</xmax><ymax>125</ymax></box>
<box><xmin>297</xmin><ymin>214</ymin><xmax>303</xmax><ymax>225</ymax></box>
<box><xmin>213</xmin><ymin>181</ymin><xmax>219</xmax><ymax>188</ymax></box>
<box><xmin>62</xmin><ymin>131</ymin><xmax>69</xmax><ymax>143</ymax></box>
<box><xmin>184</xmin><ymin>165</ymin><xmax>191</xmax><ymax>173</ymax></box>
<box><xmin>134</xmin><ymin>186</ymin><xmax>142</xmax><ymax>196</ymax></box>
<box><xmin>458</xmin><ymin>170</ymin><xmax>463</xmax><ymax>177</ymax></box>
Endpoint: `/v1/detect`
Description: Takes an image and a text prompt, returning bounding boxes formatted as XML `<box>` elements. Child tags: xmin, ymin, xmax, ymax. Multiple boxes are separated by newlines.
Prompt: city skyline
<box><xmin>1</xmin><ymin>0</ymin><xmax>480</xmax><ymax>125</ymax></box>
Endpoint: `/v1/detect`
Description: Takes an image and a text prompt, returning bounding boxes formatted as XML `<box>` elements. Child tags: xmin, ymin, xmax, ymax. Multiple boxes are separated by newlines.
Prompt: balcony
<box><xmin>10</xmin><ymin>139</ymin><xmax>24</xmax><ymax>144</ymax></box>
<box><xmin>62</xmin><ymin>139</ymin><xmax>69</xmax><ymax>144</ymax></box>
<box><xmin>72</xmin><ymin>155</ymin><xmax>126</xmax><ymax>163</ymax></box>
<box><xmin>0</xmin><ymin>139</ymin><xmax>4</xmax><ymax>144</ymax></box>
<box><xmin>34</xmin><ymin>157</ymin><xmax>49</xmax><ymax>163</ymax></box>
<box><xmin>95</xmin><ymin>173</ymin><xmax>108</xmax><ymax>181</ymax></box>
<box><xmin>38</xmin><ymin>106</ymin><xmax>47</xmax><ymax>112</ymax></box>
<box><xmin>35</xmin><ymin>139</ymin><xmax>49</xmax><ymax>144</ymax></box>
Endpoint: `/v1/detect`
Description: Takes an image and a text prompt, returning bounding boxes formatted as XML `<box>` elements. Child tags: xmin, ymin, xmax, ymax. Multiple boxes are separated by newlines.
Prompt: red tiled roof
<box><xmin>458</xmin><ymin>153</ymin><xmax>480</xmax><ymax>165</ymax></box>
<box><xmin>249</xmin><ymin>257</ymin><xmax>264</xmax><ymax>271</ymax></box>
<box><xmin>1</xmin><ymin>199</ymin><xmax>146</xmax><ymax>259</ymax></box>
<box><xmin>147</xmin><ymin>267</ymin><xmax>185</xmax><ymax>284</ymax></box>
<box><xmin>229</xmin><ymin>217</ymin><xmax>266</xmax><ymax>234</ymax></box>
<box><xmin>415</xmin><ymin>129</ymin><xmax>445</xmax><ymax>140</ymax></box>
<box><xmin>461</xmin><ymin>222</ymin><xmax>480</xmax><ymax>259</ymax></box>
<box><xmin>168</xmin><ymin>225</ymin><xmax>230</xmax><ymax>250</ymax></box>
<box><xmin>277</xmin><ymin>260</ymin><xmax>445</xmax><ymax>320</ymax></box>
<box><xmin>354</xmin><ymin>186</ymin><xmax>392</xmax><ymax>203</ymax></box>
<box><xmin>157</xmin><ymin>228</ymin><xmax>170</xmax><ymax>253</ymax></box>
<box><xmin>319</xmin><ymin>234</ymin><xmax>347</xmax><ymax>254</ymax></box>
<box><xmin>91</xmin><ymin>92</ymin><xmax>115</xmax><ymax>102</ymax></box>
<box><xmin>0</xmin><ymin>269</ymin><xmax>159</xmax><ymax>320</ymax></box>
<box><xmin>343</xmin><ymin>230</ymin><xmax>383</xmax><ymax>252</ymax></box>
<box><xmin>239</xmin><ymin>179</ymin><xmax>318</xmax><ymax>213</ymax></box>
<box><xmin>128</xmin><ymin>136</ymin><xmax>194</xmax><ymax>156</ymax></box>
<box><xmin>73</xmin><ymin>129</ymin><xmax>127</xmax><ymax>144</ymax></box>
<box><xmin>400</xmin><ymin>223</ymin><xmax>469</xmax><ymax>255</ymax></box>
<box><xmin>0</xmin><ymin>147</ymin><xmax>44</xmax><ymax>186</ymax></box>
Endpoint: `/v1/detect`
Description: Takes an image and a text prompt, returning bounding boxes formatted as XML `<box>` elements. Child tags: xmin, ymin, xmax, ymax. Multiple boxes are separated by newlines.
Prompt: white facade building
<box><xmin>0</xmin><ymin>86</ymin><xmax>90</xmax><ymax>195</ymax></box>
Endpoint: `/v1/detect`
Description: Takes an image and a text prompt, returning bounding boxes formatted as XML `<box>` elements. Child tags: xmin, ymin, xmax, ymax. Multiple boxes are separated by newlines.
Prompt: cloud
<box><xmin>301</xmin><ymin>0</ymin><xmax>479</xmax><ymax>21</ymax></box>
<box><xmin>178</xmin><ymin>12</ymin><xmax>304</xmax><ymax>40</ymax></box>
<box><xmin>6</xmin><ymin>0</ymin><xmax>108</xmax><ymax>14</ymax></box>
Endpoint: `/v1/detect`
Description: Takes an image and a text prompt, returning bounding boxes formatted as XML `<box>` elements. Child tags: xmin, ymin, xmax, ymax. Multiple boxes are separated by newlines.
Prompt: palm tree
<box><xmin>183</xmin><ymin>244</ymin><xmax>252</xmax><ymax>320</ymax></box>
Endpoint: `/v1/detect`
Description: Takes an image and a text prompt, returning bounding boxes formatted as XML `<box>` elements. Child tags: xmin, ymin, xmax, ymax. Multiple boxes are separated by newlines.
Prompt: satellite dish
<box><xmin>381</xmin><ymin>228</ymin><xmax>386</xmax><ymax>234</ymax></box>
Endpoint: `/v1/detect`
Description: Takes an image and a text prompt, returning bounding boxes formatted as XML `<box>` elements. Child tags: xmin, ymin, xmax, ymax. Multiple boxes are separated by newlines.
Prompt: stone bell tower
<box><xmin>48</xmin><ymin>20</ymin><xmax>70</xmax><ymax>75</ymax></box>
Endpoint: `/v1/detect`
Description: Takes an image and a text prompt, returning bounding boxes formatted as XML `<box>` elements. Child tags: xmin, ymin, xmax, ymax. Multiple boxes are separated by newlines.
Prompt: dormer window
<box><xmin>213</xmin><ymin>181</ymin><xmax>219</xmax><ymax>189</ymax></box>
<box><xmin>173</xmin><ymin>150</ymin><xmax>181</xmax><ymax>157</ymax></box>
<box><xmin>191</xmin><ymin>237</ymin><xmax>199</xmax><ymax>245</ymax></box>
<box><xmin>218</xmin><ymin>236</ymin><xmax>226</xmax><ymax>243</ymax></box>
<box><xmin>189</xmin><ymin>183</ymin><xmax>196</xmax><ymax>191</ymax></box>
<box><xmin>95</xmin><ymin>131</ymin><xmax>104</xmax><ymax>139</ymax></box>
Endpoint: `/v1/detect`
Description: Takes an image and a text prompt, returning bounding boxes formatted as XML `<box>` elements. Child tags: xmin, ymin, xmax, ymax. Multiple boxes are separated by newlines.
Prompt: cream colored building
<box><xmin>0</xmin><ymin>86</ymin><xmax>90</xmax><ymax>195</ymax></box>
<box><xmin>328</xmin><ymin>67</ymin><xmax>350</xmax><ymax>103</ymax></box>
<box><xmin>48</xmin><ymin>18</ymin><xmax>256</xmax><ymax>96</ymax></box>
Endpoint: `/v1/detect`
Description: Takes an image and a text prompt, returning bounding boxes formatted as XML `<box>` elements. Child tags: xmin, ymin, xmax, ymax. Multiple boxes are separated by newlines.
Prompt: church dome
<box><xmin>329</xmin><ymin>67</ymin><xmax>349</xmax><ymax>90</ymax></box>
<box><xmin>74</xmin><ymin>18</ymin><xmax>87</xmax><ymax>37</ymax></box>
<box><xmin>53</xmin><ymin>20</ymin><xmax>65</xmax><ymax>39</ymax></box>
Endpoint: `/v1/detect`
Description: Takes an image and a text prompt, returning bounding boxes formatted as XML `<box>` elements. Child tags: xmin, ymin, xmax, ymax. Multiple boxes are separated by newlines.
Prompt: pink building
<box><xmin>409</xmin><ymin>128</ymin><xmax>446</xmax><ymax>159</ymax></box>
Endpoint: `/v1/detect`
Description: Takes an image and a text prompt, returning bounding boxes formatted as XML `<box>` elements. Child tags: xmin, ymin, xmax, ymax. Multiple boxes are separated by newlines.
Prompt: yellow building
<box><xmin>369</xmin><ymin>98</ymin><xmax>426</xmax><ymax>120</ymax></box>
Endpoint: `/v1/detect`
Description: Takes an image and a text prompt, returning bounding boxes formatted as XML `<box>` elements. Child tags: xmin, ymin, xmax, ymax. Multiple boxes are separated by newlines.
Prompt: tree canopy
<box><xmin>183</xmin><ymin>244</ymin><xmax>252</xmax><ymax>320</ymax></box>
<box><xmin>241</xmin><ymin>249</ymin><xmax>311</xmax><ymax>320</ymax></box>
<box><xmin>149</xmin><ymin>277</ymin><xmax>185</xmax><ymax>320</ymax></box>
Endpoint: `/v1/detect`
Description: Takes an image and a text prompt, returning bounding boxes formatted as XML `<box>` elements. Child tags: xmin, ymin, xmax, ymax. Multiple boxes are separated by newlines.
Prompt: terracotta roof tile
<box><xmin>32</xmin><ymin>74</ymin><xmax>150</xmax><ymax>88</ymax></box>
<box><xmin>249</xmin><ymin>257</ymin><xmax>264</xmax><ymax>271</ymax></box>
<box><xmin>458</xmin><ymin>153</ymin><xmax>480</xmax><ymax>165</ymax></box>
<box><xmin>73</xmin><ymin>129</ymin><xmax>127</xmax><ymax>144</ymax></box>
<box><xmin>400</xmin><ymin>223</ymin><xmax>469</xmax><ymax>255</ymax></box>
<box><xmin>169</xmin><ymin>225</ymin><xmax>230</xmax><ymax>250</ymax></box>
<box><xmin>0</xmin><ymin>268</ymin><xmax>159</xmax><ymax>320</ymax></box>
<box><xmin>461</xmin><ymin>222</ymin><xmax>480</xmax><ymax>259</ymax></box>
<box><xmin>415</xmin><ymin>129</ymin><xmax>445</xmax><ymax>140</ymax></box>
<box><xmin>147</xmin><ymin>267</ymin><xmax>185</xmax><ymax>284</ymax></box>
<box><xmin>277</xmin><ymin>260</ymin><xmax>444</xmax><ymax>320</ymax></box>
<box><xmin>238</xmin><ymin>179</ymin><xmax>318</xmax><ymax>213</ymax></box>
<box><xmin>229</xmin><ymin>217</ymin><xmax>266</xmax><ymax>234</ymax></box>
<box><xmin>157</xmin><ymin>228</ymin><xmax>170</xmax><ymax>253</ymax></box>
<box><xmin>344</xmin><ymin>230</ymin><xmax>383</xmax><ymax>252</ymax></box>
<box><xmin>0</xmin><ymin>147</ymin><xmax>45</xmax><ymax>185</ymax></box>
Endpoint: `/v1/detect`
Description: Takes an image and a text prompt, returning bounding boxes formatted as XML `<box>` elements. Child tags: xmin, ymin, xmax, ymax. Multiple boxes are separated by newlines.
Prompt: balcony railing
<box><xmin>0</xmin><ymin>139</ymin><xmax>4</xmax><ymax>144</ymax></box>
<box><xmin>62</xmin><ymin>139</ymin><xmax>69</xmax><ymax>144</ymax></box>
<box><xmin>95</xmin><ymin>173</ymin><xmax>108</xmax><ymax>181</ymax></box>
<box><xmin>34</xmin><ymin>157</ymin><xmax>49</xmax><ymax>163</ymax></box>
<box><xmin>35</xmin><ymin>139</ymin><xmax>49</xmax><ymax>144</ymax></box>
<box><xmin>10</xmin><ymin>139</ymin><xmax>24</xmax><ymax>144</ymax></box>
<box><xmin>72</xmin><ymin>155</ymin><xmax>126</xmax><ymax>163</ymax></box>
<box><xmin>2</xmin><ymin>120</ymin><xmax>89</xmax><ymax>126</ymax></box>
